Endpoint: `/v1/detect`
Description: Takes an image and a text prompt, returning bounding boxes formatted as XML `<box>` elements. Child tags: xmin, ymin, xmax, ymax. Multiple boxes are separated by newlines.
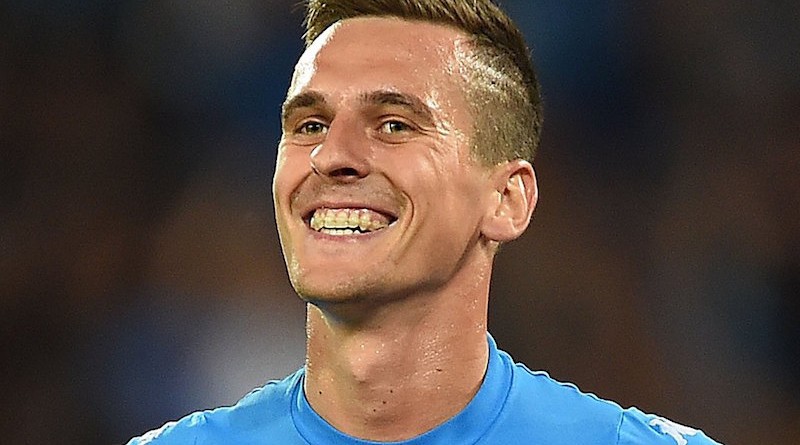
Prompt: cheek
<box><xmin>272</xmin><ymin>146</ymin><xmax>289</xmax><ymax>192</ymax></box>
<box><xmin>273</xmin><ymin>146</ymin><xmax>311</xmax><ymax>202</ymax></box>
<box><xmin>402</xmin><ymin>149</ymin><xmax>483</xmax><ymax>215</ymax></box>
<box><xmin>413</xmin><ymin>173</ymin><xmax>486</xmax><ymax>245</ymax></box>
<box><xmin>439</xmin><ymin>172</ymin><xmax>489</xmax><ymax>230</ymax></box>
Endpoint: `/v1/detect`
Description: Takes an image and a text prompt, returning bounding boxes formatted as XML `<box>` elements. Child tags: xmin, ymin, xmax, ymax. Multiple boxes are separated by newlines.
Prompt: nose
<box><xmin>309</xmin><ymin>117</ymin><xmax>371</xmax><ymax>182</ymax></box>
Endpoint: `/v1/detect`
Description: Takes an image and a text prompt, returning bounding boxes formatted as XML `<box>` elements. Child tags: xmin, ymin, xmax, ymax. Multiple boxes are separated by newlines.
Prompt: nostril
<box><xmin>308</xmin><ymin>140</ymin><xmax>370</xmax><ymax>179</ymax></box>
<box><xmin>329</xmin><ymin>167</ymin><xmax>362</xmax><ymax>178</ymax></box>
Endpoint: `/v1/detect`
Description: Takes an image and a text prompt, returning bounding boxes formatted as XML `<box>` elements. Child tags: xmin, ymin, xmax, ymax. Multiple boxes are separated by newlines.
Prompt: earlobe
<box><xmin>481</xmin><ymin>160</ymin><xmax>538</xmax><ymax>243</ymax></box>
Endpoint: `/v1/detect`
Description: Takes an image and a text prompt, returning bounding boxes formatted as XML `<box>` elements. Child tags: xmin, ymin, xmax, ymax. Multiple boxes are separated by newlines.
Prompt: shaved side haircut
<box><xmin>303</xmin><ymin>0</ymin><xmax>543</xmax><ymax>165</ymax></box>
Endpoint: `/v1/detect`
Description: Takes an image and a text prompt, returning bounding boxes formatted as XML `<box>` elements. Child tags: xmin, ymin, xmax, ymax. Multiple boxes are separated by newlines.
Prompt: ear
<box><xmin>480</xmin><ymin>160</ymin><xmax>538</xmax><ymax>243</ymax></box>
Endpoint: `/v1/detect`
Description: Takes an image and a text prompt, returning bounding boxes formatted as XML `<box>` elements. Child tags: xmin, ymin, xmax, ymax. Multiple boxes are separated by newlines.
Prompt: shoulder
<box><xmin>618</xmin><ymin>407</ymin><xmax>724</xmax><ymax>445</ymax></box>
<box><xmin>125</xmin><ymin>411</ymin><xmax>205</xmax><ymax>445</ymax></box>
<box><xmin>505</xmin><ymin>360</ymin><xmax>722</xmax><ymax>444</ymax></box>
<box><xmin>498</xmin><ymin>361</ymin><xmax>623</xmax><ymax>442</ymax></box>
<box><xmin>125</xmin><ymin>370</ymin><xmax>303</xmax><ymax>445</ymax></box>
<box><xmin>509</xmin><ymin>362</ymin><xmax>624</xmax><ymax>424</ymax></box>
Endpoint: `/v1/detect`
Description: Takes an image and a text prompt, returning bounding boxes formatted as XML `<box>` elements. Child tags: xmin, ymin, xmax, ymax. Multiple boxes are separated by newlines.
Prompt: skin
<box><xmin>273</xmin><ymin>17</ymin><xmax>538</xmax><ymax>441</ymax></box>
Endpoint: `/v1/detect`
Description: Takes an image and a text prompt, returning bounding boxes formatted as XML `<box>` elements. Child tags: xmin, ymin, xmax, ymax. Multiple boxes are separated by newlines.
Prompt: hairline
<box><xmin>301</xmin><ymin>1</ymin><xmax>541</xmax><ymax>165</ymax></box>
<box><xmin>302</xmin><ymin>16</ymin><xmax>516</xmax><ymax>166</ymax></box>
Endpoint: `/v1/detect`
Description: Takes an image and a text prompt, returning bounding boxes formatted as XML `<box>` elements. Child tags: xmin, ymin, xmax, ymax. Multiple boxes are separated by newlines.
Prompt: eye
<box><xmin>297</xmin><ymin>120</ymin><xmax>328</xmax><ymax>135</ymax></box>
<box><xmin>379</xmin><ymin>120</ymin><xmax>412</xmax><ymax>134</ymax></box>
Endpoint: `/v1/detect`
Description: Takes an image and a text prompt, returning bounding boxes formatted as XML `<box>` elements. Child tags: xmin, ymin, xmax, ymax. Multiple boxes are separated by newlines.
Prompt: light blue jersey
<box><xmin>127</xmin><ymin>336</ymin><xmax>722</xmax><ymax>444</ymax></box>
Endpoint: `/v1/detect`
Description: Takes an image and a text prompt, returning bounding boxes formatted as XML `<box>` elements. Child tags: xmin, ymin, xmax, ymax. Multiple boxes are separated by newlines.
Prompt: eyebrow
<box><xmin>281</xmin><ymin>89</ymin><xmax>435</xmax><ymax>126</ymax></box>
<box><xmin>359</xmin><ymin>90</ymin><xmax>435</xmax><ymax>125</ymax></box>
<box><xmin>281</xmin><ymin>91</ymin><xmax>328</xmax><ymax>124</ymax></box>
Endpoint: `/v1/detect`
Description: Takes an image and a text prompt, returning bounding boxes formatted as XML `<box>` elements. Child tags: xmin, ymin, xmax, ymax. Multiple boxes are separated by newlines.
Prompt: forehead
<box><xmin>288</xmin><ymin>17</ymin><xmax>471</xmax><ymax>107</ymax></box>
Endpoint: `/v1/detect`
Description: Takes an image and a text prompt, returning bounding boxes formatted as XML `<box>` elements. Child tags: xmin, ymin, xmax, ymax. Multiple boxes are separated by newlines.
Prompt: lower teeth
<box><xmin>321</xmin><ymin>228</ymin><xmax>356</xmax><ymax>235</ymax></box>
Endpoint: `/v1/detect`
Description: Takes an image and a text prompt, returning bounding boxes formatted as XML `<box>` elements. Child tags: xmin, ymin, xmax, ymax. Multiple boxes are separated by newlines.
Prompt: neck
<box><xmin>303</xmin><ymin>268</ymin><xmax>491</xmax><ymax>441</ymax></box>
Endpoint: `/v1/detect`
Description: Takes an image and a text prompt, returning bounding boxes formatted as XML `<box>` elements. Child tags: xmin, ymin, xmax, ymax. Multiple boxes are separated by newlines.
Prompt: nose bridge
<box><xmin>310</xmin><ymin>112</ymin><xmax>371</xmax><ymax>180</ymax></box>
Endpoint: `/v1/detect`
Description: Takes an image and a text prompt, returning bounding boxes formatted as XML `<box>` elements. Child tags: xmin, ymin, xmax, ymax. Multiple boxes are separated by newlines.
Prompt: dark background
<box><xmin>1</xmin><ymin>1</ymin><xmax>798</xmax><ymax>443</ymax></box>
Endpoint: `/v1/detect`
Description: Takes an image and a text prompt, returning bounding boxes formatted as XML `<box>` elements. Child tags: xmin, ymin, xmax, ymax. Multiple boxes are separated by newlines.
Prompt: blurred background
<box><xmin>1</xmin><ymin>0</ymin><xmax>797</xmax><ymax>443</ymax></box>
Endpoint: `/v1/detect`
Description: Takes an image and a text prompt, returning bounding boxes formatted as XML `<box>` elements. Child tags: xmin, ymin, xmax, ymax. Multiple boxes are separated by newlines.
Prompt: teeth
<box><xmin>359</xmin><ymin>212</ymin><xmax>371</xmax><ymax>232</ymax></box>
<box><xmin>348</xmin><ymin>211</ymin><xmax>360</xmax><ymax>227</ymax></box>
<box><xmin>309</xmin><ymin>208</ymin><xmax>391</xmax><ymax>234</ymax></box>
<box><xmin>335</xmin><ymin>210</ymin><xmax>348</xmax><ymax>228</ymax></box>
<box><xmin>320</xmin><ymin>228</ymin><xmax>354</xmax><ymax>236</ymax></box>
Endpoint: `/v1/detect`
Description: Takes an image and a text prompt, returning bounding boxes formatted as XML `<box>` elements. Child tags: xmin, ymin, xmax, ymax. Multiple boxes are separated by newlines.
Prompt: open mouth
<box><xmin>306</xmin><ymin>207</ymin><xmax>397</xmax><ymax>236</ymax></box>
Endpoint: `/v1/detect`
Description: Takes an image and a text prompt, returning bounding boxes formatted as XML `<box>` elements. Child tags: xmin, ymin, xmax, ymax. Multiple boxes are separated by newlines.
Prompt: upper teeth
<box><xmin>310</xmin><ymin>208</ymin><xmax>390</xmax><ymax>233</ymax></box>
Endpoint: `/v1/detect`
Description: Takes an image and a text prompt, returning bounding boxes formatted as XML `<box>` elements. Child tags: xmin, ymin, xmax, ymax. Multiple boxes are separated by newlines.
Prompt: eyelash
<box><xmin>379</xmin><ymin>119</ymin><xmax>412</xmax><ymax>133</ymax></box>
<box><xmin>296</xmin><ymin>120</ymin><xmax>328</xmax><ymax>135</ymax></box>
<box><xmin>291</xmin><ymin>117</ymin><xmax>416</xmax><ymax>138</ymax></box>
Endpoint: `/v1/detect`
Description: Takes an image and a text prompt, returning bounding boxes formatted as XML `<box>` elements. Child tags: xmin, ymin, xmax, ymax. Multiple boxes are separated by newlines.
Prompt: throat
<box><xmin>304</xmin><ymin>306</ymin><xmax>489</xmax><ymax>441</ymax></box>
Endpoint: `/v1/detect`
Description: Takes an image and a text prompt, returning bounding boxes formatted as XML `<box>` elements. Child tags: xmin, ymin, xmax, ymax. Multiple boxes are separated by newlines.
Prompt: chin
<box><xmin>289</xmin><ymin>252</ymin><xmax>382</xmax><ymax>291</ymax></box>
<box><xmin>289</xmin><ymin>270</ymin><xmax>375</xmax><ymax>304</ymax></box>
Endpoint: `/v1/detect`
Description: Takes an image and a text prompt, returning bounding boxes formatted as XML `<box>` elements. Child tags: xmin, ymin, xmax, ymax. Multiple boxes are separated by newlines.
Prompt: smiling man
<box><xmin>127</xmin><ymin>1</ymin><xmax>722</xmax><ymax>444</ymax></box>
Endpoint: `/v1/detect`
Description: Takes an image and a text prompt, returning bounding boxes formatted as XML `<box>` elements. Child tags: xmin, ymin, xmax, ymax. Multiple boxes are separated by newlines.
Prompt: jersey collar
<box><xmin>290</xmin><ymin>333</ymin><xmax>512</xmax><ymax>445</ymax></box>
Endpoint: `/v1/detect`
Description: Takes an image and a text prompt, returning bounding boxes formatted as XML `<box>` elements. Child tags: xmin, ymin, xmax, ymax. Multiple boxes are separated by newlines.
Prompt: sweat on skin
<box><xmin>272</xmin><ymin>17</ymin><xmax>537</xmax><ymax>442</ymax></box>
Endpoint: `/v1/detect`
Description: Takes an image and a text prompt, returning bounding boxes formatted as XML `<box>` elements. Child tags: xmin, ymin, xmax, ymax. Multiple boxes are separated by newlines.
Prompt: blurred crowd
<box><xmin>1</xmin><ymin>1</ymin><xmax>797</xmax><ymax>443</ymax></box>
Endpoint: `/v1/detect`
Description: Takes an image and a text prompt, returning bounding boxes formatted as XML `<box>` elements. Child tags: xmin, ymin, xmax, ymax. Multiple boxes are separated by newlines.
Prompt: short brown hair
<box><xmin>303</xmin><ymin>0</ymin><xmax>543</xmax><ymax>165</ymax></box>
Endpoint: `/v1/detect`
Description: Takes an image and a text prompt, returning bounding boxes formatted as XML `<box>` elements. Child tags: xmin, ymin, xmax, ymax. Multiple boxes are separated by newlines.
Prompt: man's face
<box><xmin>273</xmin><ymin>17</ymin><xmax>496</xmax><ymax>305</ymax></box>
